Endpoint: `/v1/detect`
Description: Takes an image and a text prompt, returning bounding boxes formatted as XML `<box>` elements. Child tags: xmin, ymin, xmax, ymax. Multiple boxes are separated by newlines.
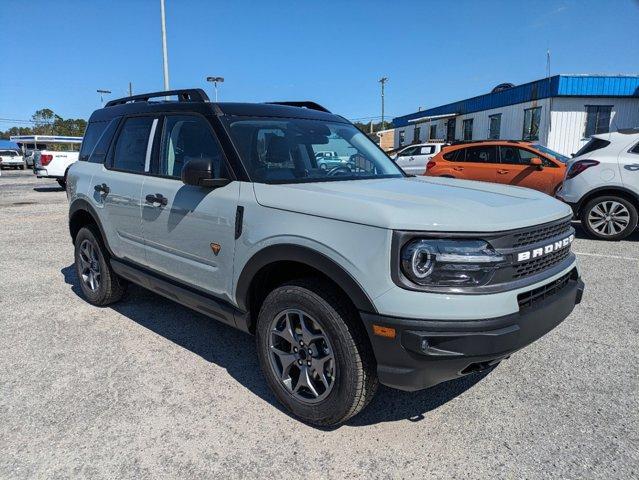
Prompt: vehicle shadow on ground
<box><xmin>33</xmin><ymin>186</ymin><xmax>64</xmax><ymax>192</ymax></box>
<box><xmin>61</xmin><ymin>264</ymin><xmax>491</xmax><ymax>429</ymax></box>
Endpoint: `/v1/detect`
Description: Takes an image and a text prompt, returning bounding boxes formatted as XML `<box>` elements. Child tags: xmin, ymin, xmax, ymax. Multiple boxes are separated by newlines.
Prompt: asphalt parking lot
<box><xmin>1</xmin><ymin>169</ymin><xmax>637</xmax><ymax>479</ymax></box>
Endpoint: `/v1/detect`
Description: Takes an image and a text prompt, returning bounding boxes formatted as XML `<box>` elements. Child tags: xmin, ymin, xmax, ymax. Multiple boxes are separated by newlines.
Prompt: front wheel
<box><xmin>581</xmin><ymin>195</ymin><xmax>638</xmax><ymax>240</ymax></box>
<box><xmin>256</xmin><ymin>279</ymin><xmax>378</xmax><ymax>426</ymax></box>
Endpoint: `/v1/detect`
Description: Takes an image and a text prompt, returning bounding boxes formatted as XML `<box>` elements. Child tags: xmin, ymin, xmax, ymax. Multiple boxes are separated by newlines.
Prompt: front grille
<box><xmin>513</xmin><ymin>247</ymin><xmax>571</xmax><ymax>279</ymax></box>
<box><xmin>517</xmin><ymin>269</ymin><xmax>576</xmax><ymax>309</ymax></box>
<box><xmin>512</xmin><ymin>219</ymin><xmax>572</xmax><ymax>248</ymax></box>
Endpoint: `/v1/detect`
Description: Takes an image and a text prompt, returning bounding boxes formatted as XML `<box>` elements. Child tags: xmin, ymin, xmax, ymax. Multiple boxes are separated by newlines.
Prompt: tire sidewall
<box><xmin>256</xmin><ymin>284</ymin><xmax>363</xmax><ymax>425</ymax></box>
<box><xmin>581</xmin><ymin>196</ymin><xmax>638</xmax><ymax>240</ymax></box>
<box><xmin>74</xmin><ymin>227</ymin><xmax>110</xmax><ymax>304</ymax></box>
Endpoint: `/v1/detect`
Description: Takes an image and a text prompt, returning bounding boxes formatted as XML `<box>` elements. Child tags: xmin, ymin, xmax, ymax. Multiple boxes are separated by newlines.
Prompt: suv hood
<box><xmin>253</xmin><ymin>177</ymin><xmax>572</xmax><ymax>232</ymax></box>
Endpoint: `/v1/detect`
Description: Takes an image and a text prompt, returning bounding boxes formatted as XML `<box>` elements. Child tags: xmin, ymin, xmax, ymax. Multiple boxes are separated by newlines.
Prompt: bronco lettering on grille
<box><xmin>516</xmin><ymin>234</ymin><xmax>574</xmax><ymax>262</ymax></box>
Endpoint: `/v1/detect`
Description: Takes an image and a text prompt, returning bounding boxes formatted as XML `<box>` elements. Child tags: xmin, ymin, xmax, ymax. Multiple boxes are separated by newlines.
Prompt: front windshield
<box><xmin>533</xmin><ymin>144</ymin><xmax>569</xmax><ymax>163</ymax></box>
<box><xmin>223</xmin><ymin>117</ymin><xmax>404</xmax><ymax>183</ymax></box>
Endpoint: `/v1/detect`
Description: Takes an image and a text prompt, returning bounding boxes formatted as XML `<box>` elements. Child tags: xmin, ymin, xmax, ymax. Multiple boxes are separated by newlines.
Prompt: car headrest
<box><xmin>265</xmin><ymin>136</ymin><xmax>290</xmax><ymax>164</ymax></box>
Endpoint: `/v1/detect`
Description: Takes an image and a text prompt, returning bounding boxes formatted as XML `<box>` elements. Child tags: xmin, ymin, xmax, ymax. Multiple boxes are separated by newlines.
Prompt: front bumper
<box><xmin>361</xmin><ymin>270</ymin><xmax>584</xmax><ymax>391</ymax></box>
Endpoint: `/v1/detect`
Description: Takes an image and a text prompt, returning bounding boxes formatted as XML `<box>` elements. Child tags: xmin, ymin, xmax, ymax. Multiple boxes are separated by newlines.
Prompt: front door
<box><xmin>456</xmin><ymin>145</ymin><xmax>498</xmax><ymax>183</ymax></box>
<box><xmin>497</xmin><ymin>146</ymin><xmax>558</xmax><ymax>194</ymax></box>
<box><xmin>395</xmin><ymin>146</ymin><xmax>421</xmax><ymax>174</ymax></box>
<box><xmin>91</xmin><ymin>115</ymin><xmax>159</xmax><ymax>264</ymax></box>
<box><xmin>140</xmin><ymin>114</ymin><xmax>239</xmax><ymax>301</ymax></box>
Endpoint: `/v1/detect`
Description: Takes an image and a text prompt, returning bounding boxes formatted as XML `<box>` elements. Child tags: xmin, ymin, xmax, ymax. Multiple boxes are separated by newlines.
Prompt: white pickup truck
<box><xmin>10</xmin><ymin>135</ymin><xmax>83</xmax><ymax>188</ymax></box>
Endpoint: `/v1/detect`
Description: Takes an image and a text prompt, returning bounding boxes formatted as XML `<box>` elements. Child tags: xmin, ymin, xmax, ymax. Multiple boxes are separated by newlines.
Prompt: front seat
<box><xmin>256</xmin><ymin>136</ymin><xmax>296</xmax><ymax>181</ymax></box>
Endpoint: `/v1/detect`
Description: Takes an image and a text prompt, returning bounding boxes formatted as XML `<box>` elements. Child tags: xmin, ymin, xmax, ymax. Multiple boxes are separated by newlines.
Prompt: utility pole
<box><xmin>160</xmin><ymin>0</ymin><xmax>170</xmax><ymax>90</ymax></box>
<box><xmin>378</xmin><ymin>77</ymin><xmax>388</xmax><ymax>131</ymax></box>
<box><xmin>97</xmin><ymin>89</ymin><xmax>111</xmax><ymax>107</ymax></box>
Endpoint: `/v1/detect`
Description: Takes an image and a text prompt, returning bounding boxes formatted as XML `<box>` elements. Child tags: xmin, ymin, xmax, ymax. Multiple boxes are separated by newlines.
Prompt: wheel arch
<box><xmin>235</xmin><ymin>244</ymin><xmax>378</xmax><ymax>333</ymax></box>
<box><xmin>576</xmin><ymin>186</ymin><xmax>639</xmax><ymax>216</ymax></box>
<box><xmin>68</xmin><ymin>199</ymin><xmax>113</xmax><ymax>255</ymax></box>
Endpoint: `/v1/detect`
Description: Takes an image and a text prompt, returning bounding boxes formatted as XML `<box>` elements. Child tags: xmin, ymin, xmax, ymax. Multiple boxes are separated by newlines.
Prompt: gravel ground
<box><xmin>1</xmin><ymin>169</ymin><xmax>637</xmax><ymax>479</ymax></box>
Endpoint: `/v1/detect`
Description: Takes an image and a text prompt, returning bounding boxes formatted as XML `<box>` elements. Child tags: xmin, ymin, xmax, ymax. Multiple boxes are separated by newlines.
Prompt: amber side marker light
<box><xmin>372</xmin><ymin>325</ymin><xmax>396</xmax><ymax>339</ymax></box>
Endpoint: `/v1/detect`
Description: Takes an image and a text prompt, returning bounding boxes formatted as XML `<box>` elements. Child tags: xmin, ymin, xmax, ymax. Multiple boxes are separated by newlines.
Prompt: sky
<box><xmin>1</xmin><ymin>0</ymin><xmax>638</xmax><ymax>129</ymax></box>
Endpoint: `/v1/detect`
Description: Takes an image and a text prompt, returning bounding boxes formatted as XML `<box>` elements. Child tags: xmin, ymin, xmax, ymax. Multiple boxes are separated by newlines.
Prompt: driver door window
<box><xmin>158</xmin><ymin>115</ymin><xmax>227</xmax><ymax>179</ymax></box>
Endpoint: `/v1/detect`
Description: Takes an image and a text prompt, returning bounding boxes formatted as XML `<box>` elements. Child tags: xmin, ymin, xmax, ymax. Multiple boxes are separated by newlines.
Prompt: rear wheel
<box><xmin>581</xmin><ymin>195</ymin><xmax>638</xmax><ymax>240</ymax></box>
<box><xmin>74</xmin><ymin>226</ymin><xmax>126</xmax><ymax>305</ymax></box>
<box><xmin>256</xmin><ymin>279</ymin><xmax>377</xmax><ymax>426</ymax></box>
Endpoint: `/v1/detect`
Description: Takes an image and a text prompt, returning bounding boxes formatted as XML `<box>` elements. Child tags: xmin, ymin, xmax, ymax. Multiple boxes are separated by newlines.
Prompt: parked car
<box><xmin>0</xmin><ymin>149</ymin><xmax>25</xmax><ymax>170</ymax></box>
<box><xmin>68</xmin><ymin>89</ymin><xmax>583</xmax><ymax>426</ymax></box>
<box><xmin>425</xmin><ymin>140</ymin><xmax>567</xmax><ymax>196</ymax></box>
<box><xmin>556</xmin><ymin>129</ymin><xmax>639</xmax><ymax>240</ymax></box>
<box><xmin>314</xmin><ymin>150</ymin><xmax>350</xmax><ymax>170</ymax></box>
<box><xmin>10</xmin><ymin>135</ymin><xmax>83</xmax><ymax>188</ymax></box>
<box><xmin>391</xmin><ymin>143</ymin><xmax>445</xmax><ymax>175</ymax></box>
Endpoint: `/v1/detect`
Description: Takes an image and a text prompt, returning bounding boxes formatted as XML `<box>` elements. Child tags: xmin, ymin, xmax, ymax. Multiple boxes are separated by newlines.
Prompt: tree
<box><xmin>0</xmin><ymin>109</ymin><xmax>87</xmax><ymax>147</ymax></box>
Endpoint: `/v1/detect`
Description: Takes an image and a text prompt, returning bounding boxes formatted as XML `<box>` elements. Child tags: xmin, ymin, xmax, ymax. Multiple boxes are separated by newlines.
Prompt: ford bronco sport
<box><xmin>67</xmin><ymin>89</ymin><xmax>584</xmax><ymax>426</ymax></box>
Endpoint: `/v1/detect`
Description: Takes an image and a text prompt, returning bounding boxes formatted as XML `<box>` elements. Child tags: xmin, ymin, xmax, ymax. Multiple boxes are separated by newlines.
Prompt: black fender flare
<box><xmin>235</xmin><ymin>244</ymin><xmax>378</xmax><ymax>314</ymax></box>
<box><xmin>68</xmin><ymin>198</ymin><xmax>114</xmax><ymax>255</ymax></box>
<box><xmin>575</xmin><ymin>186</ymin><xmax>639</xmax><ymax>215</ymax></box>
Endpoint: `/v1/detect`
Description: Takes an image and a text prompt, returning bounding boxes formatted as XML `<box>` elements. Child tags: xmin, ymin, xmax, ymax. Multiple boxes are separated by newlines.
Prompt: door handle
<box><xmin>94</xmin><ymin>183</ymin><xmax>110</xmax><ymax>195</ymax></box>
<box><xmin>497</xmin><ymin>170</ymin><xmax>509</xmax><ymax>174</ymax></box>
<box><xmin>145</xmin><ymin>193</ymin><xmax>168</xmax><ymax>206</ymax></box>
<box><xmin>409</xmin><ymin>156</ymin><xmax>414</xmax><ymax>161</ymax></box>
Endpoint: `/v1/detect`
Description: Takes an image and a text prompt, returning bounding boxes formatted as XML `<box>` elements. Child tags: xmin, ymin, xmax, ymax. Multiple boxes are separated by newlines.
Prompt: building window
<box><xmin>413</xmin><ymin>127</ymin><xmax>421</xmax><ymax>143</ymax></box>
<box><xmin>429</xmin><ymin>124</ymin><xmax>437</xmax><ymax>140</ymax></box>
<box><xmin>446</xmin><ymin>120</ymin><xmax>456</xmax><ymax>142</ymax></box>
<box><xmin>522</xmin><ymin>107</ymin><xmax>542</xmax><ymax>141</ymax></box>
<box><xmin>585</xmin><ymin>105</ymin><xmax>612</xmax><ymax>138</ymax></box>
<box><xmin>399</xmin><ymin>130</ymin><xmax>405</xmax><ymax>146</ymax></box>
<box><xmin>489</xmin><ymin>114</ymin><xmax>501</xmax><ymax>139</ymax></box>
<box><xmin>463</xmin><ymin>119</ymin><xmax>473</xmax><ymax>141</ymax></box>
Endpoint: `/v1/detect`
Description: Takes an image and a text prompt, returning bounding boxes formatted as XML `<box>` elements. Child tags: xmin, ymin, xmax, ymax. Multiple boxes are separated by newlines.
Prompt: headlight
<box><xmin>400</xmin><ymin>239</ymin><xmax>505</xmax><ymax>288</ymax></box>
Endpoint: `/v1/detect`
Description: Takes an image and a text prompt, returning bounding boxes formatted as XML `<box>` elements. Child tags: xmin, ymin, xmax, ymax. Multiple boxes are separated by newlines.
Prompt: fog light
<box><xmin>420</xmin><ymin>338</ymin><xmax>430</xmax><ymax>351</ymax></box>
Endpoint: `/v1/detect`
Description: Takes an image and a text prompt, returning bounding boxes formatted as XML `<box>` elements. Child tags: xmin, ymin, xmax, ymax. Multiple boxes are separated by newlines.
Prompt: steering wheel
<box><xmin>326</xmin><ymin>165</ymin><xmax>352</xmax><ymax>176</ymax></box>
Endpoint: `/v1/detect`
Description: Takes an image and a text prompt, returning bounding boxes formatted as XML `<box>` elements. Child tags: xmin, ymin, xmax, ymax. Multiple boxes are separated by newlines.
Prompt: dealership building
<box><xmin>389</xmin><ymin>74</ymin><xmax>639</xmax><ymax>156</ymax></box>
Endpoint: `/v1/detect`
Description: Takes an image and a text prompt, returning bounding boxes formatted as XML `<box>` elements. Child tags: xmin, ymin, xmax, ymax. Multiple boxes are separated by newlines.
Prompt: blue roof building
<box><xmin>389</xmin><ymin>74</ymin><xmax>639</xmax><ymax>155</ymax></box>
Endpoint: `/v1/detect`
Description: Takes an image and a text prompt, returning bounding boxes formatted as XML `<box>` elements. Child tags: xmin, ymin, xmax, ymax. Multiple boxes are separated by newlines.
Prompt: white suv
<box><xmin>391</xmin><ymin>143</ymin><xmax>444</xmax><ymax>175</ymax></box>
<box><xmin>557</xmin><ymin>129</ymin><xmax>639</xmax><ymax>240</ymax></box>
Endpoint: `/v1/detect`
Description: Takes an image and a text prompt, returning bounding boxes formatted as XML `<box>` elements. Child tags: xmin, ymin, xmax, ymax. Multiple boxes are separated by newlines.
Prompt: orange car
<box><xmin>425</xmin><ymin>140</ymin><xmax>568</xmax><ymax>195</ymax></box>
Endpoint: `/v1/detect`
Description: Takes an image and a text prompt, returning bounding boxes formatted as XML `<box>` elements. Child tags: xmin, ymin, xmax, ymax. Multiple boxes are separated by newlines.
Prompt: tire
<box><xmin>256</xmin><ymin>279</ymin><xmax>378</xmax><ymax>426</ymax></box>
<box><xmin>57</xmin><ymin>178</ymin><xmax>66</xmax><ymax>189</ymax></box>
<box><xmin>580</xmin><ymin>195</ymin><xmax>638</xmax><ymax>241</ymax></box>
<box><xmin>20</xmin><ymin>165</ymin><xmax>25</xmax><ymax>170</ymax></box>
<box><xmin>74</xmin><ymin>226</ymin><xmax>126</xmax><ymax>305</ymax></box>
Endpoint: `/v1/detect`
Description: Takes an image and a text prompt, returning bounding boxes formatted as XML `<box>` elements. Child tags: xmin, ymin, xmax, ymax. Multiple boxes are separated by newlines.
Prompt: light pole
<box><xmin>378</xmin><ymin>77</ymin><xmax>388</xmax><ymax>130</ymax></box>
<box><xmin>160</xmin><ymin>0</ymin><xmax>170</xmax><ymax>90</ymax></box>
<box><xmin>97</xmin><ymin>89</ymin><xmax>112</xmax><ymax>107</ymax></box>
<box><xmin>206</xmin><ymin>76</ymin><xmax>225</xmax><ymax>102</ymax></box>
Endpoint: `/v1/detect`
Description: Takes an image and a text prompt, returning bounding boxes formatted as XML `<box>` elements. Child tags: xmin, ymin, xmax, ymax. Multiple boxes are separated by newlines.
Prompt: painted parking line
<box><xmin>574</xmin><ymin>251</ymin><xmax>639</xmax><ymax>262</ymax></box>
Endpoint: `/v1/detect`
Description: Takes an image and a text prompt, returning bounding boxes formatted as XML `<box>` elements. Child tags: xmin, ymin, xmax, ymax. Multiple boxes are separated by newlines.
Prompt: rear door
<box><xmin>91</xmin><ymin>115</ymin><xmax>159</xmax><ymax>264</ymax></box>
<box><xmin>497</xmin><ymin>146</ymin><xmax>558</xmax><ymax>194</ymax></box>
<box><xmin>454</xmin><ymin>146</ymin><xmax>498</xmax><ymax>183</ymax></box>
<box><xmin>620</xmin><ymin>139</ymin><xmax>639</xmax><ymax>195</ymax></box>
<box><xmin>140</xmin><ymin>113</ymin><xmax>239</xmax><ymax>301</ymax></box>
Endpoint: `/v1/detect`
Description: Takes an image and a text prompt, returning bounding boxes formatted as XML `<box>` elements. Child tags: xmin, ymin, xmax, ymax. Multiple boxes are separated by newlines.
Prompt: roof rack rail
<box><xmin>266</xmin><ymin>101</ymin><xmax>331</xmax><ymax>113</ymax></box>
<box><xmin>105</xmin><ymin>89</ymin><xmax>210</xmax><ymax>107</ymax></box>
<box><xmin>450</xmin><ymin>139</ymin><xmax>526</xmax><ymax>145</ymax></box>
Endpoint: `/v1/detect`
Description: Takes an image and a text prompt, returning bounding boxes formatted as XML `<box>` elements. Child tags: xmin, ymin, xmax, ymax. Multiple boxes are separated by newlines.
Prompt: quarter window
<box><xmin>522</xmin><ymin>107</ymin><xmax>542</xmax><ymax>141</ymax></box>
<box><xmin>79</xmin><ymin>121</ymin><xmax>107</xmax><ymax>162</ymax></box>
<box><xmin>631</xmin><ymin>142</ymin><xmax>639</xmax><ymax>154</ymax></box>
<box><xmin>489</xmin><ymin>114</ymin><xmax>501</xmax><ymax>139</ymax></box>
<box><xmin>112</xmin><ymin>117</ymin><xmax>156</xmax><ymax>173</ymax></box>
<box><xmin>584</xmin><ymin>105</ymin><xmax>612</xmax><ymax>137</ymax></box>
<box><xmin>159</xmin><ymin>115</ymin><xmax>226</xmax><ymax>178</ymax></box>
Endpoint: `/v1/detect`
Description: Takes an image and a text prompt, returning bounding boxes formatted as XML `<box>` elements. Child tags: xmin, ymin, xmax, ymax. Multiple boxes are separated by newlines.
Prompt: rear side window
<box><xmin>465</xmin><ymin>146</ymin><xmax>498</xmax><ymax>163</ymax></box>
<box><xmin>112</xmin><ymin>117</ymin><xmax>156</xmax><ymax>173</ymax></box>
<box><xmin>443</xmin><ymin>148</ymin><xmax>463</xmax><ymax>161</ymax></box>
<box><xmin>88</xmin><ymin>118</ymin><xmax>120</xmax><ymax>164</ymax></box>
<box><xmin>574</xmin><ymin>138</ymin><xmax>611</xmax><ymax>157</ymax></box>
<box><xmin>79</xmin><ymin>121</ymin><xmax>107</xmax><ymax>161</ymax></box>
<box><xmin>630</xmin><ymin>142</ymin><xmax>639</xmax><ymax>154</ymax></box>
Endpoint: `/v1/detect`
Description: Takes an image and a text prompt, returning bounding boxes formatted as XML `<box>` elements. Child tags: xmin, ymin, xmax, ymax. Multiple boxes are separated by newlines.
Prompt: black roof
<box><xmin>89</xmin><ymin>88</ymin><xmax>347</xmax><ymax>124</ymax></box>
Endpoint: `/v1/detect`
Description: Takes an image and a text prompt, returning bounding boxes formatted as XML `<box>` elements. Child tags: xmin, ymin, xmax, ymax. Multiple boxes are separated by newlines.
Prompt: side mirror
<box><xmin>530</xmin><ymin>157</ymin><xmax>543</xmax><ymax>170</ymax></box>
<box><xmin>181</xmin><ymin>157</ymin><xmax>231</xmax><ymax>188</ymax></box>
